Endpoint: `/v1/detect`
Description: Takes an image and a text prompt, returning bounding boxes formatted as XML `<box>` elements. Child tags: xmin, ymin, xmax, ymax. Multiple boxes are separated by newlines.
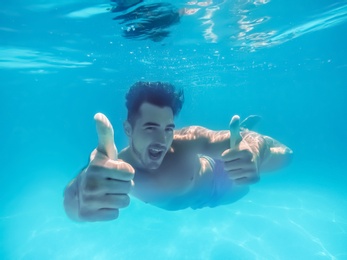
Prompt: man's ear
<box><xmin>123</xmin><ymin>121</ymin><xmax>132</xmax><ymax>137</ymax></box>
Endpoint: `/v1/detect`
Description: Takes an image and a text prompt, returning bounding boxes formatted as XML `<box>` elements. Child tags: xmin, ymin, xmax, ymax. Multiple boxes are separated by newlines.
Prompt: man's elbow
<box><xmin>284</xmin><ymin>147</ymin><xmax>294</xmax><ymax>167</ymax></box>
<box><xmin>260</xmin><ymin>146</ymin><xmax>293</xmax><ymax>172</ymax></box>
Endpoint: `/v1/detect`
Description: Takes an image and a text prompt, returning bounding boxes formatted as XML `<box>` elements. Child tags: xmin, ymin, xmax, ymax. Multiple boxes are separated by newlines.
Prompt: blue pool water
<box><xmin>1</xmin><ymin>0</ymin><xmax>347</xmax><ymax>259</ymax></box>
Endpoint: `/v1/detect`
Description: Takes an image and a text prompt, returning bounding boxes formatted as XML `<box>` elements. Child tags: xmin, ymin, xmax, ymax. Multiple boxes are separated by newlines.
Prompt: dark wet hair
<box><xmin>125</xmin><ymin>81</ymin><xmax>184</xmax><ymax>125</ymax></box>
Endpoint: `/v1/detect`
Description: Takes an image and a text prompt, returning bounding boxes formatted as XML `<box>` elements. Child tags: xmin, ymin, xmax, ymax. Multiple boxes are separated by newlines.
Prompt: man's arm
<box><xmin>63</xmin><ymin>113</ymin><xmax>134</xmax><ymax>222</ymax></box>
<box><xmin>174</xmin><ymin>124</ymin><xmax>293</xmax><ymax>173</ymax></box>
<box><xmin>239</xmin><ymin>131</ymin><xmax>293</xmax><ymax>172</ymax></box>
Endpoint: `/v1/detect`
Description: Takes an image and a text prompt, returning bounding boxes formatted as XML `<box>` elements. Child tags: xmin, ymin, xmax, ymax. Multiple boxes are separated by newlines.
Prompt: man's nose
<box><xmin>154</xmin><ymin>131</ymin><xmax>166</xmax><ymax>144</ymax></box>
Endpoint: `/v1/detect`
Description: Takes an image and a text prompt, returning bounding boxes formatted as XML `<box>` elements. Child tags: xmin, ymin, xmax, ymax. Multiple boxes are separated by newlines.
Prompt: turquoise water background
<box><xmin>1</xmin><ymin>0</ymin><xmax>347</xmax><ymax>259</ymax></box>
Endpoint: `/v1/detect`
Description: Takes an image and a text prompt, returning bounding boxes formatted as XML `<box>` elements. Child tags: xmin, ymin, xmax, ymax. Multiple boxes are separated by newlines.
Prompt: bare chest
<box><xmin>131</xmin><ymin>154</ymin><xmax>199</xmax><ymax>204</ymax></box>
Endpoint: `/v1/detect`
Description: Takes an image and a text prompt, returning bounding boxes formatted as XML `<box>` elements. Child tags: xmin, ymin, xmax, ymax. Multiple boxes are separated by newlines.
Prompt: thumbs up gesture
<box><xmin>221</xmin><ymin>115</ymin><xmax>259</xmax><ymax>186</ymax></box>
<box><xmin>77</xmin><ymin>113</ymin><xmax>135</xmax><ymax>222</ymax></box>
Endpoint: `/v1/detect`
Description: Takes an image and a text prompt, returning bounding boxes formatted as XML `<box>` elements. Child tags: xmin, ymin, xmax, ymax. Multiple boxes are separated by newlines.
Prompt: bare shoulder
<box><xmin>174</xmin><ymin>126</ymin><xmax>215</xmax><ymax>140</ymax></box>
<box><xmin>174</xmin><ymin>126</ymin><xmax>201</xmax><ymax>137</ymax></box>
<box><xmin>172</xmin><ymin>126</ymin><xmax>207</xmax><ymax>153</ymax></box>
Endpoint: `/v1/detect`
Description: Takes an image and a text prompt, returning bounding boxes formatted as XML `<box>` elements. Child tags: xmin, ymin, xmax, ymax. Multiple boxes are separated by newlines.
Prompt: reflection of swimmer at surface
<box><xmin>110</xmin><ymin>0</ymin><xmax>144</xmax><ymax>12</ymax></box>
<box><xmin>113</xmin><ymin>3</ymin><xmax>181</xmax><ymax>42</ymax></box>
<box><xmin>110</xmin><ymin>0</ymin><xmax>203</xmax><ymax>41</ymax></box>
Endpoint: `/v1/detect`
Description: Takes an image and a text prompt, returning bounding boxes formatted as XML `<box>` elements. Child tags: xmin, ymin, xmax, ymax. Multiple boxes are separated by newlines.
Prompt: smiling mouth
<box><xmin>148</xmin><ymin>146</ymin><xmax>165</xmax><ymax>160</ymax></box>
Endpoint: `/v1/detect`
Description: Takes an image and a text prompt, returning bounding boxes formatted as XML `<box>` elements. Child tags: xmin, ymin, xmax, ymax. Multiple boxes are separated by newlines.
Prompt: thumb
<box><xmin>229</xmin><ymin>115</ymin><xmax>242</xmax><ymax>149</ymax></box>
<box><xmin>94</xmin><ymin>113</ymin><xmax>118</xmax><ymax>160</ymax></box>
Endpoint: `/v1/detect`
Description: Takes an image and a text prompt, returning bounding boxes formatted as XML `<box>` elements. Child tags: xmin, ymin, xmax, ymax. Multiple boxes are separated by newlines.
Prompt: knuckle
<box><xmin>221</xmin><ymin>150</ymin><xmax>232</xmax><ymax>159</ymax></box>
<box><xmin>123</xmin><ymin>181</ymin><xmax>133</xmax><ymax>193</ymax></box>
<box><xmin>250</xmin><ymin>176</ymin><xmax>260</xmax><ymax>184</ymax></box>
<box><xmin>98</xmin><ymin>209</ymin><xmax>120</xmax><ymax>221</ymax></box>
<box><xmin>115</xmin><ymin>162</ymin><xmax>135</xmax><ymax>180</ymax></box>
<box><xmin>118</xmin><ymin>195</ymin><xmax>130</xmax><ymax>208</ymax></box>
<box><xmin>103</xmin><ymin>194</ymin><xmax>130</xmax><ymax>208</ymax></box>
<box><xmin>105</xmin><ymin>209</ymin><xmax>120</xmax><ymax>221</ymax></box>
<box><xmin>248</xmin><ymin>172</ymin><xmax>260</xmax><ymax>184</ymax></box>
<box><xmin>89</xmin><ymin>149</ymin><xmax>97</xmax><ymax>161</ymax></box>
<box><xmin>243</xmin><ymin>150</ymin><xmax>253</xmax><ymax>160</ymax></box>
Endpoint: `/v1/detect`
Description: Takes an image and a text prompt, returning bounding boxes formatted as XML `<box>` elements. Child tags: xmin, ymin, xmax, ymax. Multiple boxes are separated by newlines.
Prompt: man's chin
<box><xmin>146</xmin><ymin>160</ymin><xmax>162</xmax><ymax>170</ymax></box>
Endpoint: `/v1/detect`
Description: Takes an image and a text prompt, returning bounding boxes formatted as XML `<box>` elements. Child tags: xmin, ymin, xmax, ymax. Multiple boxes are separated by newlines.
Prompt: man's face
<box><xmin>127</xmin><ymin>102</ymin><xmax>175</xmax><ymax>170</ymax></box>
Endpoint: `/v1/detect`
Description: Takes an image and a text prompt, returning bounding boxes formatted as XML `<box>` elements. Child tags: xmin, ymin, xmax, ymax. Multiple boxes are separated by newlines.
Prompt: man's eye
<box><xmin>166</xmin><ymin>128</ymin><xmax>174</xmax><ymax>132</ymax></box>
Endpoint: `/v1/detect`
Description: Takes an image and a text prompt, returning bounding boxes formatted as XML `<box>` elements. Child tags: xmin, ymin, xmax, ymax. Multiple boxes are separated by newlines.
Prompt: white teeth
<box><xmin>148</xmin><ymin>147</ymin><xmax>164</xmax><ymax>160</ymax></box>
<box><xmin>149</xmin><ymin>148</ymin><xmax>163</xmax><ymax>152</ymax></box>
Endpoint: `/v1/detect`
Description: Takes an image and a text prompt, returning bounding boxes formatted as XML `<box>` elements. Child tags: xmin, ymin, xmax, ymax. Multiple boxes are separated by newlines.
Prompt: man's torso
<box><xmin>119</xmin><ymin>140</ymin><xmax>216</xmax><ymax>210</ymax></box>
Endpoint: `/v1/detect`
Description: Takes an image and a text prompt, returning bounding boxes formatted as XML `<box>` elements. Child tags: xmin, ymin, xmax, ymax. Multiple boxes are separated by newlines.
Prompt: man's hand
<box><xmin>221</xmin><ymin>115</ymin><xmax>259</xmax><ymax>185</ymax></box>
<box><xmin>76</xmin><ymin>113</ymin><xmax>135</xmax><ymax>221</ymax></box>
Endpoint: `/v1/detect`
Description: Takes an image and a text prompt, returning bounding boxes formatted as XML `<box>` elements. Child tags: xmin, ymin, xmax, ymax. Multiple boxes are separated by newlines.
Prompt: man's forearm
<box><xmin>243</xmin><ymin>131</ymin><xmax>293</xmax><ymax>172</ymax></box>
<box><xmin>261</xmin><ymin>135</ymin><xmax>293</xmax><ymax>172</ymax></box>
<box><xmin>175</xmin><ymin>125</ymin><xmax>292</xmax><ymax>172</ymax></box>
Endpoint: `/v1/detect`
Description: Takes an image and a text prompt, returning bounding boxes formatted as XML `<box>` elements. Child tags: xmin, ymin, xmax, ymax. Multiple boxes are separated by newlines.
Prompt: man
<box><xmin>64</xmin><ymin>82</ymin><xmax>293</xmax><ymax>222</ymax></box>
